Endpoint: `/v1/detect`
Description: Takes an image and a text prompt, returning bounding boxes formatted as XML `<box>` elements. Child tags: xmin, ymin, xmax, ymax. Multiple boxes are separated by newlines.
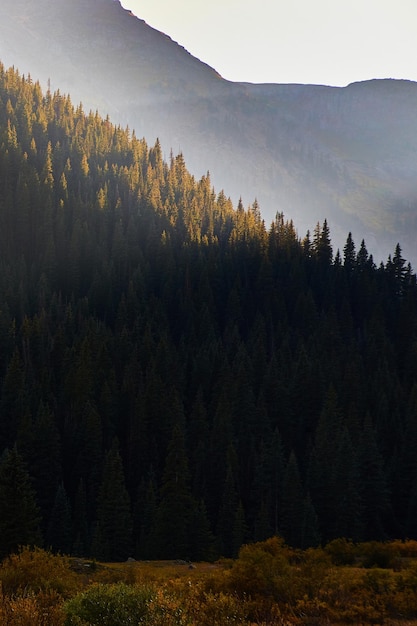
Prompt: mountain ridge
<box><xmin>1</xmin><ymin>0</ymin><xmax>417</xmax><ymax>264</ymax></box>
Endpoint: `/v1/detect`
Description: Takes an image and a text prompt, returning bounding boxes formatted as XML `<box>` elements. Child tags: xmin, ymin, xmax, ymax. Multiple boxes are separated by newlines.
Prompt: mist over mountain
<box><xmin>1</xmin><ymin>0</ymin><xmax>417</xmax><ymax>264</ymax></box>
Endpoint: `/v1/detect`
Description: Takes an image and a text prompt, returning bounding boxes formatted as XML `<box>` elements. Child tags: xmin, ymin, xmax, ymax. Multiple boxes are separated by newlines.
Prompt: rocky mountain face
<box><xmin>2</xmin><ymin>0</ymin><xmax>417</xmax><ymax>264</ymax></box>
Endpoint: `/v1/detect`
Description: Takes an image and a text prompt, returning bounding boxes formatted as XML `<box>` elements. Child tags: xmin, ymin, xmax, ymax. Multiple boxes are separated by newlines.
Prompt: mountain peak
<box><xmin>1</xmin><ymin>0</ymin><xmax>417</xmax><ymax>264</ymax></box>
<box><xmin>0</xmin><ymin>0</ymin><xmax>223</xmax><ymax>101</ymax></box>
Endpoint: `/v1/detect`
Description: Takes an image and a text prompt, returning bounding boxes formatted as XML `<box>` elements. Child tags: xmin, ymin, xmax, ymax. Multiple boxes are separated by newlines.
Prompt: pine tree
<box><xmin>308</xmin><ymin>386</ymin><xmax>344</xmax><ymax>541</ymax></box>
<box><xmin>187</xmin><ymin>500</ymin><xmax>216</xmax><ymax>562</ymax></box>
<box><xmin>343</xmin><ymin>232</ymin><xmax>356</xmax><ymax>272</ymax></box>
<box><xmin>356</xmin><ymin>239</ymin><xmax>369</xmax><ymax>268</ymax></box>
<box><xmin>17</xmin><ymin>400</ymin><xmax>62</xmax><ymax>532</ymax></box>
<box><xmin>333</xmin><ymin>427</ymin><xmax>363</xmax><ymax>541</ymax></box>
<box><xmin>313</xmin><ymin>219</ymin><xmax>333</xmax><ymax>265</ymax></box>
<box><xmin>253</xmin><ymin>500</ymin><xmax>273</xmax><ymax>542</ymax></box>
<box><xmin>46</xmin><ymin>482</ymin><xmax>72</xmax><ymax>554</ymax></box>
<box><xmin>0</xmin><ymin>446</ymin><xmax>42</xmax><ymax>558</ymax></box>
<box><xmin>72</xmin><ymin>479</ymin><xmax>90</xmax><ymax>557</ymax></box>
<box><xmin>152</xmin><ymin>423</ymin><xmax>196</xmax><ymax>559</ymax></box>
<box><xmin>94</xmin><ymin>439</ymin><xmax>133</xmax><ymax>561</ymax></box>
<box><xmin>391</xmin><ymin>243</ymin><xmax>407</xmax><ymax>295</ymax></box>
<box><xmin>358</xmin><ymin>415</ymin><xmax>390</xmax><ymax>540</ymax></box>
<box><xmin>216</xmin><ymin>450</ymin><xmax>240</xmax><ymax>557</ymax></box>
<box><xmin>0</xmin><ymin>348</ymin><xmax>28</xmax><ymax>450</ymax></box>
<box><xmin>279</xmin><ymin>450</ymin><xmax>305</xmax><ymax>548</ymax></box>
<box><xmin>187</xmin><ymin>388</ymin><xmax>210</xmax><ymax>499</ymax></box>
<box><xmin>232</xmin><ymin>500</ymin><xmax>248</xmax><ymax>557</ymax></box>
<box><xmin>394</xmin><ymin>385</ymin><xmax>417</xmax><ymax>534</ymax></box>
<box><xmin>302</xmin><ymin>493</ymin><xmax>320</xmax><ymax>548</ymax></box>
<box><xmin>251</xmin><ymin>429</ymin><xmax>285</xmax><ymax>537</ymax></box>
<box><xmin>134</xmin><ymin>471</ymin><xmax>158</xmax><ymax>559</ymax></box>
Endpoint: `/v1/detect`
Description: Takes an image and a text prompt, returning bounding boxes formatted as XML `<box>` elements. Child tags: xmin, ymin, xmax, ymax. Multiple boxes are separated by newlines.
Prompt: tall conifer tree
<box><xmin>152</xmin><ymin>423</ymin><xmax>196</xmax><ymax>559</ymax></box>
<box><xmin>0</xmin><ymin>446</ymin><xmax>42</xmax><ymax>558</ymax></box>
<box><xmin>94</xmin><ymin>439</ymin><xmax>132</xmax><ymax>561</ymax></box>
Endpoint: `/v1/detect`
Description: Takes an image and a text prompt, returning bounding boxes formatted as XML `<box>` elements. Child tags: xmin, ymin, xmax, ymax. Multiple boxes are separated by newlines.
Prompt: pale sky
<box><xmin>119</xmin><ymin>0</ymin><xmax>417</xmax><ymax>86</ymax></box>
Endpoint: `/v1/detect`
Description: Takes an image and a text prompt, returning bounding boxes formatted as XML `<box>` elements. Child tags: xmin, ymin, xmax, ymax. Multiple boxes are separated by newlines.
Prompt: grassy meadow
<box><xmin>1</xmin><ymin>538</ymin><xmax>417</xmax><ymax>624</ymax></box>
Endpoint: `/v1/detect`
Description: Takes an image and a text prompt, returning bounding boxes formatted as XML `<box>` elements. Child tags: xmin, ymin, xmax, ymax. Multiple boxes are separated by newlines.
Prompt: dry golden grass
<box><xmin>1</xmin><ymin>542</ymin><xmax>417</xmax><ymax>625</ymax></box>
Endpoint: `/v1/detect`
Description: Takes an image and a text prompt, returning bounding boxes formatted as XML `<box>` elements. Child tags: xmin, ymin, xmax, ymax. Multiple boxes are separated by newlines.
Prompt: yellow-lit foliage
<box><xmin>0</xmin><ymin>586</ymin><xmax>64</xmax><ymax>626</ymax></box>
<box><xmin>206</xmin><ymin>538</ymin><xmax>417</xmax><ymax>624</ymax></box>
<box><xmin>0</xmin><ymin>547</ymin><xmax>80</xmax><ymax>597</ymax></box>
<box><xmin>2</xmin><ymin>541</ymin><xmax>417</xmax><ymax>625</ymax></box>
<box><xmin>151</xmin><ymin>579</ymin><xmax>251</xmax><ymax>626</ymax></box>
<box><xmin>220</xmin><ymin>537</ymin><xmax>293</xmax><ymax>600</ymax></box>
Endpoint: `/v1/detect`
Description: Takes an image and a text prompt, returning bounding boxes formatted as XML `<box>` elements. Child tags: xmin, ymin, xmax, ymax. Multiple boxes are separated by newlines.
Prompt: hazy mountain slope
<box><xmin>1</xmin><ymin>0</ymin><xmax>417</xmax><ymax>263</ymax></box>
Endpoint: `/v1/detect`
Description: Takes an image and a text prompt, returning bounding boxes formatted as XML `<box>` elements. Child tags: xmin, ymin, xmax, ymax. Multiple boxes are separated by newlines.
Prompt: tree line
<box><xmin>0</xmin><ymin>63</ymin><xmax>417</xmax><ymax>561</ymax></box>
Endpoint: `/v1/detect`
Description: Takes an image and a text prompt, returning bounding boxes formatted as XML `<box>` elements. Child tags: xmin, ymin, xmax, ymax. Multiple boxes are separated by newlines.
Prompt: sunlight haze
<box><xmin>120</xmin><ymin>0</ymin><xmax>417</xmax><ymax>86</ymax></box>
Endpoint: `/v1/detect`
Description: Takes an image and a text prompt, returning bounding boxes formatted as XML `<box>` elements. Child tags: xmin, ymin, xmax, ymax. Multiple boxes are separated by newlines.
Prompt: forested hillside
<box><xmin>1</xmin><ymin>64</ymin><xmax>417</xmax><ymax>562</ymax></box>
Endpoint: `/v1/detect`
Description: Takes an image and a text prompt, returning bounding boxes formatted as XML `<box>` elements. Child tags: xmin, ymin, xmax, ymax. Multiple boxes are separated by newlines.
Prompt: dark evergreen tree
<box><xmin>313</xmin><ymin>219</ymin><xmax>333</xmax><ymax>264</ymax></box>
<box><xmin>0</xmin><ymin>348</ymin><xmax>27</xmax><ymax>450</ymax></box>
<box><xmin>356</xmin><ymin>239</ymin><xmax>369</xmax><ymax>268</ymax></box>
<box><xmin>251</xmin><ymin>429</ymin><xmax>285</xmax><ymax>537</ymax></box>
<box><xmin>279</xmin><ymin>451</ymin><xmax>306</xmax><ymax>548</ymax></box>
<box><xmin>333</xmin><ymin>427</ymin><xmax>363</xmax><ymax>541</ymax></box>
<box><xmin>72</xmin><ymin>478</ymin><xmax>90</xmax><ymax>557</ymax></box>
<box><xmin>152</xmin><ymin>423</ymin><xmax>197</xmax><ymax>559</ymax></box>
<box><xmin>394</xmin><ymin>385</ymin><xmax>417</xmax><ymax>535</ymax></box>
<box><xmin>46</xmin><ymin>482</ymin><xmax>72</xmax><ymax>554</ymax></box>
<box><xmin>358</xmin><ymin>415</ymin><xmax>390</xmax><ymax>540</ymax></box>
<box><xmin>302</xmin><ymin>493</ymin><xmax>320</xmax><ymax>548</ymax></box>
<box><xmin>187</xmin><ymin>499</ymin><xmax>217</xmax><ymax>562</ymax></box>
<box><xmin>391</xmin><ymin>242</ymin><xmax>407</xmax><ymax>295</ymax></box>
<box><xmin>216</xmin><ymin>449</ymin><xmax>240</xmax><ymax>557</ymax></box>
<box><xmin>134</xmin><ymin>470</ymin><xmax>158</xmax><ymax>559</ymax></box>
<box><xmin>72</xmin><ymin>402</ymin><xmax>103</xmax><ymax>518</ymax></box>
<box><xmin>17</xmin><ymin>400</ymin><xmax>62</xmax><ymax>532</ymax></box>
<box><xmin>93</xmin><ymin>439</ymin><xmax>133</xmax><ymax>561</ymax></box>
<box><xmin>343</xmin><ymin>232</ymin><xmax>356</xmax><ymax>272</ymax></box>
<box><xmin>308</xmin><ymin>386</ymin><xmax>344</xmax><ymax>541</ymax></box>
<box><xmin>187</xmin><ymin>388</ymin><xmax>210</xmax><ymax>499</ymax></box>
<box><xmin>0</xmin><ymin>446</ymin><xmax>42</xmax><ymax>558</ymax></box>
<box><xmin>232</xmin><ymin>500</ymin><xmax>248</xmax><ymax>558</ymax></box>
<box><xmin>253</xmin><ymin>500</ymin><xmax>273</xmax><ymax>543</ymax></box>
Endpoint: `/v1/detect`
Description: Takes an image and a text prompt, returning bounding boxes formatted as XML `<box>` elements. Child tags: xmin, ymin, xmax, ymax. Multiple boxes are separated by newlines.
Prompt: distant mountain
<box><xmin>2</xmin><ymin>0</ymin><xmax>417</xmax><ymax>264</ymax></box>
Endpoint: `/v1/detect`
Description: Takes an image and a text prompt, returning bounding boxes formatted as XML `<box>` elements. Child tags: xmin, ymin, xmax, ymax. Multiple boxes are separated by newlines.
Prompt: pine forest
<box><xmin>1</xmin><ymin>64</ymin><xmax>417</xmax><ymax>567</ymax></box>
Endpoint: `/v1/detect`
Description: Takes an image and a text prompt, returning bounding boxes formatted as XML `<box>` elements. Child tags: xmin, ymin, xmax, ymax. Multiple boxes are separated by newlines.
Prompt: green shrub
<box><xmin>63</xmin><ymin>582</ymin><xmax>154</xmax><ymax>625</ymax></box>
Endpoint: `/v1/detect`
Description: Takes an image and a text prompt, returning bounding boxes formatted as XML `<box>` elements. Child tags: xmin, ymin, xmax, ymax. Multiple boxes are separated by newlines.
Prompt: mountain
<box><xmin>1</xmin><ymin>0</ymin><xmax>417</xmax><ymax>264</ymax></box>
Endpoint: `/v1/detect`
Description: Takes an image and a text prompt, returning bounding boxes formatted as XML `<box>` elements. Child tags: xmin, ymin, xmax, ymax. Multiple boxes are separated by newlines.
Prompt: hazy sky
<box><xmin>119</xmin><ymin>0</ymin><xmax>417</xmax><ymax>86</ymax></box>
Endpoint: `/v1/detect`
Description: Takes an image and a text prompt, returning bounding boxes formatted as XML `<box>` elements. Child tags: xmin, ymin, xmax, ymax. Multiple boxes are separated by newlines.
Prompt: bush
<box><xmin>325</xmin><ymin>537</ymin><xmax>357</xmax><ymax>565</ymax></box>
<box><xmin>143</xmin><ymin>583</ymin><xmax>249</xmax><ymax>626</ymax></box>
<box><xmin>0</xmin><ymin>586</ymin><xmax>65</xmax><ymax>626</ymax></box>
<box><xmin>0</xmin><ymin>547</ymin><xmax>79</xmax><ymax>597</ymax></box>
<box><xmin>361</xmin><ymin>541</ymin><xmax>396</xmax><ymax>569</ymax></box>
<box><xmin>223</xmin><ymin>537</ymin><xmax>293</xmax><ymax>602</ymax></box>
<box><xmin>63</xmin><ymin>581</ymin><xmax>154</xmax><ymax>625</ymax></box>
